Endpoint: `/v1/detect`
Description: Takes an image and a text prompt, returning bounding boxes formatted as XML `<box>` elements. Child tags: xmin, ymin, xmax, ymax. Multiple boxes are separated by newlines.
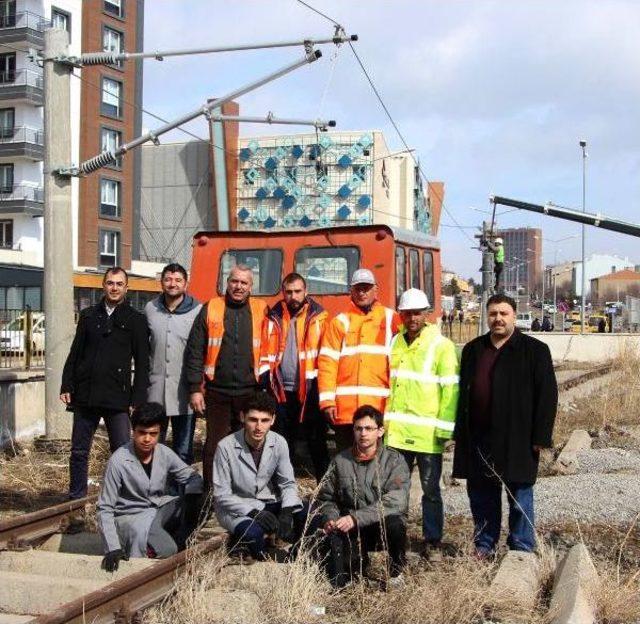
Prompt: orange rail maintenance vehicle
<box><xmin>189</xmin><ymin>224</ymin><xmax>442</xmax><ymax>321</ymax></box>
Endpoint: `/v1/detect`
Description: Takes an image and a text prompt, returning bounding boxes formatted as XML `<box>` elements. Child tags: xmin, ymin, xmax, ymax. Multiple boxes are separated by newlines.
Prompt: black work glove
<box><xmin>247</xmin><ymin>509</ymin><xmax>279</xmax><ymax>534</ymax></box>
<box><xmin>101</xmin><ymin>548</ymin><xmax>128</xmax><ymax>572</ymax></box>
<box><xmin>277</xmin><ymin>507</ymin><xmax>297</xmax><ymax>543</ymax></box>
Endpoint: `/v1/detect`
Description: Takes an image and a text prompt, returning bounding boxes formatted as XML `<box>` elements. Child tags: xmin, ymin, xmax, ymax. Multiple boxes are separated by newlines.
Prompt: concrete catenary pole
<box><xmin>43</xmin><ymin>28</ymin><xmax>74</xmax><ymax>439</ymax></box>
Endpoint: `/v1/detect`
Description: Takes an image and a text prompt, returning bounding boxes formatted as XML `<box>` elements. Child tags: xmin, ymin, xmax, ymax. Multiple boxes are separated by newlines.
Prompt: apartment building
<box><xmin>0</xmin><ymin>0</ymin><xmax>144</xmax><ymax>311</ymax></box>
<box><xmin>498</xmin><ymin>227</ymin><xmax>542</xmax><ymax>296</ymax></box>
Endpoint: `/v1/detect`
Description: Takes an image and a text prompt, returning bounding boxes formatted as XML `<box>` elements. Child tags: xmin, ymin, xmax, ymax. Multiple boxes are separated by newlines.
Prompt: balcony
<box><xmin>0</xmin><ymin>11</ymin><xmax>46</xmax><ymax>50</ymax></box>
<box><xmin>0</xmin><ymin>184</ymin><xmax>43</xmax><ymax>215</ymax></box>
<box><xmin>0</xmin><ymin>69</ymin><xmax>43</xmax><ymax>105</ymax></box>
<box><xmin>0</xmin><ymin>126</ymin><xmax>43</xmax><ymax>161</ymax></box>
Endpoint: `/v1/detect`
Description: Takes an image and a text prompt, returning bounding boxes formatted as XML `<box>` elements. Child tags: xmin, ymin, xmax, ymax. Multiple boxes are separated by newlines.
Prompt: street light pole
<box><xmin>580</xmin><ymin>139</ymin><xmax>587</xmax><ymax>333</ymax></box>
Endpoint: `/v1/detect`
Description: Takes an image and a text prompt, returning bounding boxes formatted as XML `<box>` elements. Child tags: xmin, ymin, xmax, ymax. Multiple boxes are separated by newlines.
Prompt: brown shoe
<box><xmin>422</xmin><ymin>541</ymin><xmax>443</xmax><ymax>563</ymax></box>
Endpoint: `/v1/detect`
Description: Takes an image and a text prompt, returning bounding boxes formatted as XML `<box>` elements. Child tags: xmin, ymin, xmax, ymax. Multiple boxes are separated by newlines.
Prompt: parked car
<box><xmin>515</xmin><ymin>312</ymin><xmax>533</xmax><ymax>331</ymax></box>
<box><xmin>0</xmin><ymin>313</ymin><xmax>45</xmax><ymax>354</ymax></box>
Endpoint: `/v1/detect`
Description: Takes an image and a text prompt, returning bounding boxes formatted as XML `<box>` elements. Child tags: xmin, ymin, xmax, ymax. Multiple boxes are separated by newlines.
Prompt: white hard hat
<box><xmin>495</xmin><ymin>237</ymin><xmax>503</xmax><ymax>244</ymax></box>
<box><xmin>350</xmin><ymin>268</ymin><xmax>376</xmax><ymax>286</ymax></box>
<box><xmin>398</xmin><ymin>288</ymin><xmax>430</xmax><ymax>311</ymax></box>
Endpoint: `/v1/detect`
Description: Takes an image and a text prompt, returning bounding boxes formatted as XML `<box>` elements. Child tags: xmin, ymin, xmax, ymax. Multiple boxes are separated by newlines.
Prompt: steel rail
<box><xmin>557</xmin><ymin>362</ymin><xmax>612</xmax><ymax>392</ymax></box>
<box><xmin>30</xmin><ymin>534</ymin><xmax>225</xmax><ymax>624</ymax></box>
<box><xmin>0</xmin><ymin>495</ymin><xmax>98</xmax><ymax>550</ymax></box>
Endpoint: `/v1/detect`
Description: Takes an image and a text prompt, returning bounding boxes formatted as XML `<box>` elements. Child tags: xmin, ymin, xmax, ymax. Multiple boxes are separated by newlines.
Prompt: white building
<box><xmin>0</xmin><ymin>0</ymin><xmax>81</xmax><ymax>279</ymax></box>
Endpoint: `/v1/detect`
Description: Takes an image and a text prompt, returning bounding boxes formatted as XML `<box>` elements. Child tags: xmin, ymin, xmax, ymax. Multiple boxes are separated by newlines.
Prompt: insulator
<box><xmin>80</xmin><ymin>52</ymin><xmax>121</xmax><ymax>66</ymax></box>
<box><xmin>79</xmin><ymin>151</ymin><xmax>117</xmax><ymax>174</ymax></box>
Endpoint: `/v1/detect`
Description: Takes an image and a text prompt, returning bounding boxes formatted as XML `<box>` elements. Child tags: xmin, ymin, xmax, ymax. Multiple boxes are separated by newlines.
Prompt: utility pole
<box><xmin>43</xmin><ymin>28</ymin><xmax>74</xmax><ymax>440</ymax></box>
<box><xmin>476</xmin><ymin>220</ymin><xmax>495</xmax><ymax>334</ymax></box>
<box><xmin>580</xmin><ymin>140</ymin><xmax>587</xmax><ymax>334</ymax></box>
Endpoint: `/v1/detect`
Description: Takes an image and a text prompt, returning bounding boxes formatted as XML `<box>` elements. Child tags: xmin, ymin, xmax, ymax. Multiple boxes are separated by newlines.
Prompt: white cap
<box><xmin>350</xmin><ymin>268</ymin><xmax>376</xmax><ymax>286</ymax></box>
<box><xmin>495</xmin><ymin>237</ymin><xmax>503</xmax><ymax>244</ymax></box>
<box><xmin>397</xmin><ymin>288</ymin><xmax>430</xmax><ymax>311</ymax></box>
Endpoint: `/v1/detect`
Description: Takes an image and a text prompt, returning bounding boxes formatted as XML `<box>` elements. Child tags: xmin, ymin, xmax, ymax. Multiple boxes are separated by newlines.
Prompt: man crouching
<box><xmin>97</xmin><ymin>403</ymin><xmax>204</xmax><ymax>571</ymax></box>
<box><xmin>213</xmin><ymin>392</ymin><xmax>306</xmax><ymax>560</ymax></box>
<box><xmin>316</xmin><ymin>405</ymin><xmax>410</xmax><ymax>588</ymax></box>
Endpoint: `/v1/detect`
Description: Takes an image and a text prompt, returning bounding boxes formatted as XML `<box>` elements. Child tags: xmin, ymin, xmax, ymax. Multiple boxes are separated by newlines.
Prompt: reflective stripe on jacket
<box><xmin>259</xmin><ymin>298</ymin><xmax>327</xmax><ymax>408</ymax></box>
<box><xmin>317</xmin><ymin>301</ymin><xmax>400</xmax><ymax>425</ymax></box>
<box><xmin>385</xmin><ymin>323</ymin><xmax>459</xmax><ymax>454</ymax></box>
<box><xmin>203</xmin><ymin>297</ymin><xmax>267</xmax><ymax>381</ymax></box>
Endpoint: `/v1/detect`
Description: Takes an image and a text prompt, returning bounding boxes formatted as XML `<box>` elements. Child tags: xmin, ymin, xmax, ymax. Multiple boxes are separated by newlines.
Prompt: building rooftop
<box><xmin>593</xmin><ymin>269</ymin><xmax>640</xmax><ymax>281</ymax></box>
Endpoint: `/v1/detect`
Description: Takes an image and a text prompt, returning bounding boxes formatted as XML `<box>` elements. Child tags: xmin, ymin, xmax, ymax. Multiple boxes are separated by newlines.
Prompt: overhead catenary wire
<box><xmin>293</xmin><ymin>0</ymin><xmax>476</xmax><ymax>245</ymax></box>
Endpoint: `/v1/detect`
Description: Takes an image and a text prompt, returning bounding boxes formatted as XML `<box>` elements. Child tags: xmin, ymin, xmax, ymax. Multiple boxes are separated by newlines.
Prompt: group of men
<box><xmin>60</xmin><ymin>259</ymin><xmax>557</xmax><ymax>585</ymax></box>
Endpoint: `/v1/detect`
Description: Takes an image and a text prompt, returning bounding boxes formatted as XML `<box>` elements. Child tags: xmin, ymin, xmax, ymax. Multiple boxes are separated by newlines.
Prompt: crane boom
<box><xmin>490</xmin><ymin>195</ymin><xmax>640</xmax><ymax>239</ymax></box>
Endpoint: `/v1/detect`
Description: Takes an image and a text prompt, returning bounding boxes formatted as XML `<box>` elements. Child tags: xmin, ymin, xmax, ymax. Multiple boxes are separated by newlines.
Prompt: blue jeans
<box><xmin>466</xmin><ymin>442</ymin><xmax>535</xmax><ymax>553</ymax></box>
<box><xmin>400</xmin><ymin>450</ymin><xmax>443</xmax><ymax>543</ymax></box>
<box><xmin>160</xmin><ymin>414</ymin><xmax>196</xmax><ymax>465</ymax></box>
<box><xmin>231</xmin><ymin>501</ymin><xmax>309</xmax><ymax>559</ymax></box>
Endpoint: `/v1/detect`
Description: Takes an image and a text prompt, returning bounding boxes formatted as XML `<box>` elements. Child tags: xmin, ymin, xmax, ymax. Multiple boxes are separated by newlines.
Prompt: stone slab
<box><xmin>0</xmin><ymin>615</ymin><xmax>35</xmax><ymax>624</ymax></box>
<box><xmin>0</xmin><ymin>570</ymin><xmax>104</xmax><ymax>615</ymax></box>
<box><xmin>552</xmin><ymin>430</ymin><xmax>592</xmax><ymax>475</ymax></box>
<box><xmin>0</xmin><ymin>550</ymin><xmax>155</xmax><ymax>581</ymax></box>
<box><xmin>39</xmin><ymin>531</ymin><xmax>104</xmax><ymax>555</ymax></box>
<box><xmin>549</xmin><ymin>543</ymin><xmax>599</xmax><ymax>624</ymax></box>
<box><xmin>488</xmin><ymin>551</ymin><xmax>541</xmax><ymax>623</ymax></box>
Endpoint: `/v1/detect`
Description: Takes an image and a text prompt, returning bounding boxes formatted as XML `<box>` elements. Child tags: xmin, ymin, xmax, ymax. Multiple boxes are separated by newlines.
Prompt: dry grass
<box><xmin>554</xmin><ymin>345</ymin><xmax>640</xmax><ymax>445</ymax></box>
<box><xmin>0</xmin><ymin>430</ymin><xmax>110</xmax><ymax>518</ymax></box>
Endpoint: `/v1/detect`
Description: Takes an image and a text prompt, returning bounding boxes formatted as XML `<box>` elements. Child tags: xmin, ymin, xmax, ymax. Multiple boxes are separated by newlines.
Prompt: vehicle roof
<box><xmin>194</xmin><ymin>224</ymin><xmax>440</xmax><ymax>250</ymax></box>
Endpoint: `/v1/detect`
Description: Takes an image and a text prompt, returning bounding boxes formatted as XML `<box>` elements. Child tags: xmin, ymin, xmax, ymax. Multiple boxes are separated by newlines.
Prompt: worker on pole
<box><xmin>259</xmin><ymin>272</ymin><xmax>329</xmax><ymax>482</ymax></box>
<box><xmin>384</xmin><ymin>289</ymin><xmax>459</xmax><ymax>562</ymax></box>
<box><xmin>490</xmin><ymin>237</ymin><xmax>505</xmax><ymax>292</ymax></box>
<box><xmin>318</xmin><ymin>268</ymin><xmax>400</xmax><ymax>451</ymax></box>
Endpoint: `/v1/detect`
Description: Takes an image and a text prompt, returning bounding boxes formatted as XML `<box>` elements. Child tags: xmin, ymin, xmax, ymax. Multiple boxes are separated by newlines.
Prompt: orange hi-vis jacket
<box><xmin>203</xmin><ymin>297</ymin><xmax>268</xmax><ymax>381</ymax></box>
<box><xmin>317</xmin><ymin>301</ymin><xmax>401</xmax><ymax>425</ymax></box>
<box><xmin>258</xmin><ymin>298</ymin><xmax>327</xmax><ymax>411</ymax></box>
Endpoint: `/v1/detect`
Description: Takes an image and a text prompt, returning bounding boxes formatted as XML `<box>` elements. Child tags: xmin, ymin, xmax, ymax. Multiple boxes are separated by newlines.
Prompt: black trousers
<box><xmin>275</xmin><ymin>390</ymin><xmax>330</xmax><ymax>482</ymax></box>
<box><xmin>203</xmin><ymin>389</ymin><xmax>253</xmax><ymax>488</ymax></box>
<box><xmin>494</xmin><ymin>262</ymin><xmax>504</xmax><ymax>290</ymax></box>
<box><xmin>69</xmin><ymin>408</ymin><xmax>130</xmax><ymax>499</ymax></box>
<box><xmin>319</xmin><ymin>515</ymin><xmax>407</xmax><ymax>587</ymax></box>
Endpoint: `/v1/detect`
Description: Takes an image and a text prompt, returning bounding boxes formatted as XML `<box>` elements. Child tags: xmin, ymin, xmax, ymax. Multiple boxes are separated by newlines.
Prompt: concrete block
<box><xmin>0</xmin><ymin>614</ymin><xmax>35</xmax><ymax>624</ymax></box>
<box><xmin>552</xmin><ymin>430</ymin><xmax>592</xmax><ymax>475</ymax></box>
<box><xmin>0</xmin><ymin>550</ymin><xmax>155</xmax><ymax>581</ymax></box>
<box><xmin>200</xmin><ymin>589</ymin><xmax>261</xmax><ymax>624</ymax></box>
<box><xmin>40</xmin><ymin>531</ymin><xmax>104</xmax><ymax>555</ymax></box>
<box><xmin>549</xmin><ymin>543</ymin><xmax>599</xmax><ymax>624</ymax></box>
<box><xmin>488</xmin><ymin>551</ymin><xmax>541</xmax><ymax>622</ymax></box>
<box><xmin>0</xmin><ymin>570</ymin><xmax>104</xmax><ymax>615</ymax></box>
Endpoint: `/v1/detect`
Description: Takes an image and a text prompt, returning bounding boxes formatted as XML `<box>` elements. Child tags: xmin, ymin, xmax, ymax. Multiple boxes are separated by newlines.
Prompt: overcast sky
<box><xmin>143</xmin><ymin>0</ymin><xmax>640</xmax><ymax>278</ymax></box>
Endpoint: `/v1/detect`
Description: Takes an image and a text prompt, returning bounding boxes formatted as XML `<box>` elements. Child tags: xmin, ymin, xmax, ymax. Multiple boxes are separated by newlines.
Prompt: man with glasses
<box><xmin>316</xmin><ymin>405</ymin><xmax>410</xmax><ymax>588</ymax></box>
<box><xmin>318</xmin><ymin>269</ymin><xmax>400</xmax><ymax>451</ymax></box>
<box><xmin>61</xmin><ymin>267</ymin><xmax>149</xmax><ymax>500</ymax></box>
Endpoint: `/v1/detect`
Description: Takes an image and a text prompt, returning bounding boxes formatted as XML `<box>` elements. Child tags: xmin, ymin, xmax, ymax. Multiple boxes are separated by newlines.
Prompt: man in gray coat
<box><xmin>316</xmin><ymin>405</ymin><xmax>410</xmax><ymax>587</ymax></box>
<box><xmin>97</xmin><ymin>403</ymin><xmax>203</xmax><ymax>571</ymax></box>
<box><xmin>213</xmin><ymin>392</ymin><xmax>305</xmax><ymax>560</ymax></box>
<box><xmin>145</xmin><ymin>263</ymin><xmax>202</xmax><ymax>465</ymax></box>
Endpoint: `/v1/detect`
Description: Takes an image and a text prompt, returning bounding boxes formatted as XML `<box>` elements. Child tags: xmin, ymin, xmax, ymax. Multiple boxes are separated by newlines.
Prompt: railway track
<box><xmin>556</xmin><ymin>362</ymin><xmax>613</xmax><ymax>392</ymax></box>
<box><xmin>0</xmin><ymin>498</ymin><xmax>225</xmax><ymax>624</ymax></box>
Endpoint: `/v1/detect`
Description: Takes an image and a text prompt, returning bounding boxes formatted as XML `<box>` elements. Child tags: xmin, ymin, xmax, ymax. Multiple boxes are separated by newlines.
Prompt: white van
<box><xmin>515</xmin><ymin>312</ymin><xmax>533</xmax><ymax>331</ymax></box>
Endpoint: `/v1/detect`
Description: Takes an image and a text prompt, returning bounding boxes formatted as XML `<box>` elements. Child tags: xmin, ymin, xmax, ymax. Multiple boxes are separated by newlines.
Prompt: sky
<box><xmin>142</xmin><ymin>0</ymin><xmax>640</xmax><ymax>279</ymax></box>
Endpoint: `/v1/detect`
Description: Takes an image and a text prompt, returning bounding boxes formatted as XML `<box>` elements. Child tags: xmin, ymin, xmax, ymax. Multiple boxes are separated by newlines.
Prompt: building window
<box><xmin>103</xmin><ymin>26</ymin><xmax>124</xmax><ymax>67</ymax></box>
<box><xmin>101</xmin><ymin>77</ymin><xmax>122</xmax><ymax>118</ymax></box>
<box><xmin>104</xmin><ymin>0</ymin><xmax>124</xmax><ymax>18</ymax></box>
<box><xmin>0</xmin><ymin>1</ymin><xmax>16</xmax><ymax>28</ymax></box>
<box><xmin>0</xmin><ymin>219</ymin><xmax>12</xmax><ymax>249</ymax></box>
<box><xmin>51</xmin><ymin>8</ymin><xmax>70</xmax><ymax>32</ymax></box>
<box><xmin>100</xmin><ymin>178</ymin><xmax>121</xmax><ymax>218</ymax></box>
<box><xmin>0</xmin><ymin>52</ymin><xmax>16</xmax><ymax>84</ymax></box>
<box><xmin>0</xmin><ymin>107</ymin><xmax>14</xmax><ymax>138</ymax></box>
<box><xmin>99</xmin><ymin>229</ymin><xmax>120</xmax><ymax>267</ymax></box>
<box><xmin>101</xmin><ymin>127</ymin><xmax>122</xmax><ymax>167</ymax></box>
<box><xmin>0</xmin><ymin>163</ymin><xmax>13</xmax><ymax>193</ymax></box>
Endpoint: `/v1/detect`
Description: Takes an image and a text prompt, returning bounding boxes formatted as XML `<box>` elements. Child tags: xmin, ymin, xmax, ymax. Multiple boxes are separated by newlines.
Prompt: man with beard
<box><xmin>318</xmin><ymin>269</ymin><xmax>400</xmax><ymax>451</ymax></box>
<box><xmin>259</xmin><ymin>273</ymin><xmax>329</xmax><ymax>481</ymax></box>
<box><xmin>185</xmin><ymin>264</ymin><xmax>268</xmax><ymax>488</ymax></box>
<box><xmin>453</xmin><ymin>294</ymin><xmax>557</xmax><ymax>557</ymax></box>
<box><xmin>145</xmin><ymin>263</ymin><xmax>201</xmax><ymax>464</ymax></box>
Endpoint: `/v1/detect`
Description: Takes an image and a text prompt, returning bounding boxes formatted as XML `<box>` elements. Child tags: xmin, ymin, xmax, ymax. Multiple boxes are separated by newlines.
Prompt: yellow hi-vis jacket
<box><xmin>384</xmin><ymin>324</ymin><xmax>459</xmax><ymax>454</ymax></box>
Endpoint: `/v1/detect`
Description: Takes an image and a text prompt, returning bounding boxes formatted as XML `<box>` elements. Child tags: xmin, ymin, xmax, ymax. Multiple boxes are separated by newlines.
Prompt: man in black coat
<box><xmin>61</xmin><ymin>267</ymin><xmax>149</xmax><ymax>500</ymax></box>
<box><xmin>453</xmin><ymin>293</ymin><xmax>557</xmax><ymax>557</ymax></box>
